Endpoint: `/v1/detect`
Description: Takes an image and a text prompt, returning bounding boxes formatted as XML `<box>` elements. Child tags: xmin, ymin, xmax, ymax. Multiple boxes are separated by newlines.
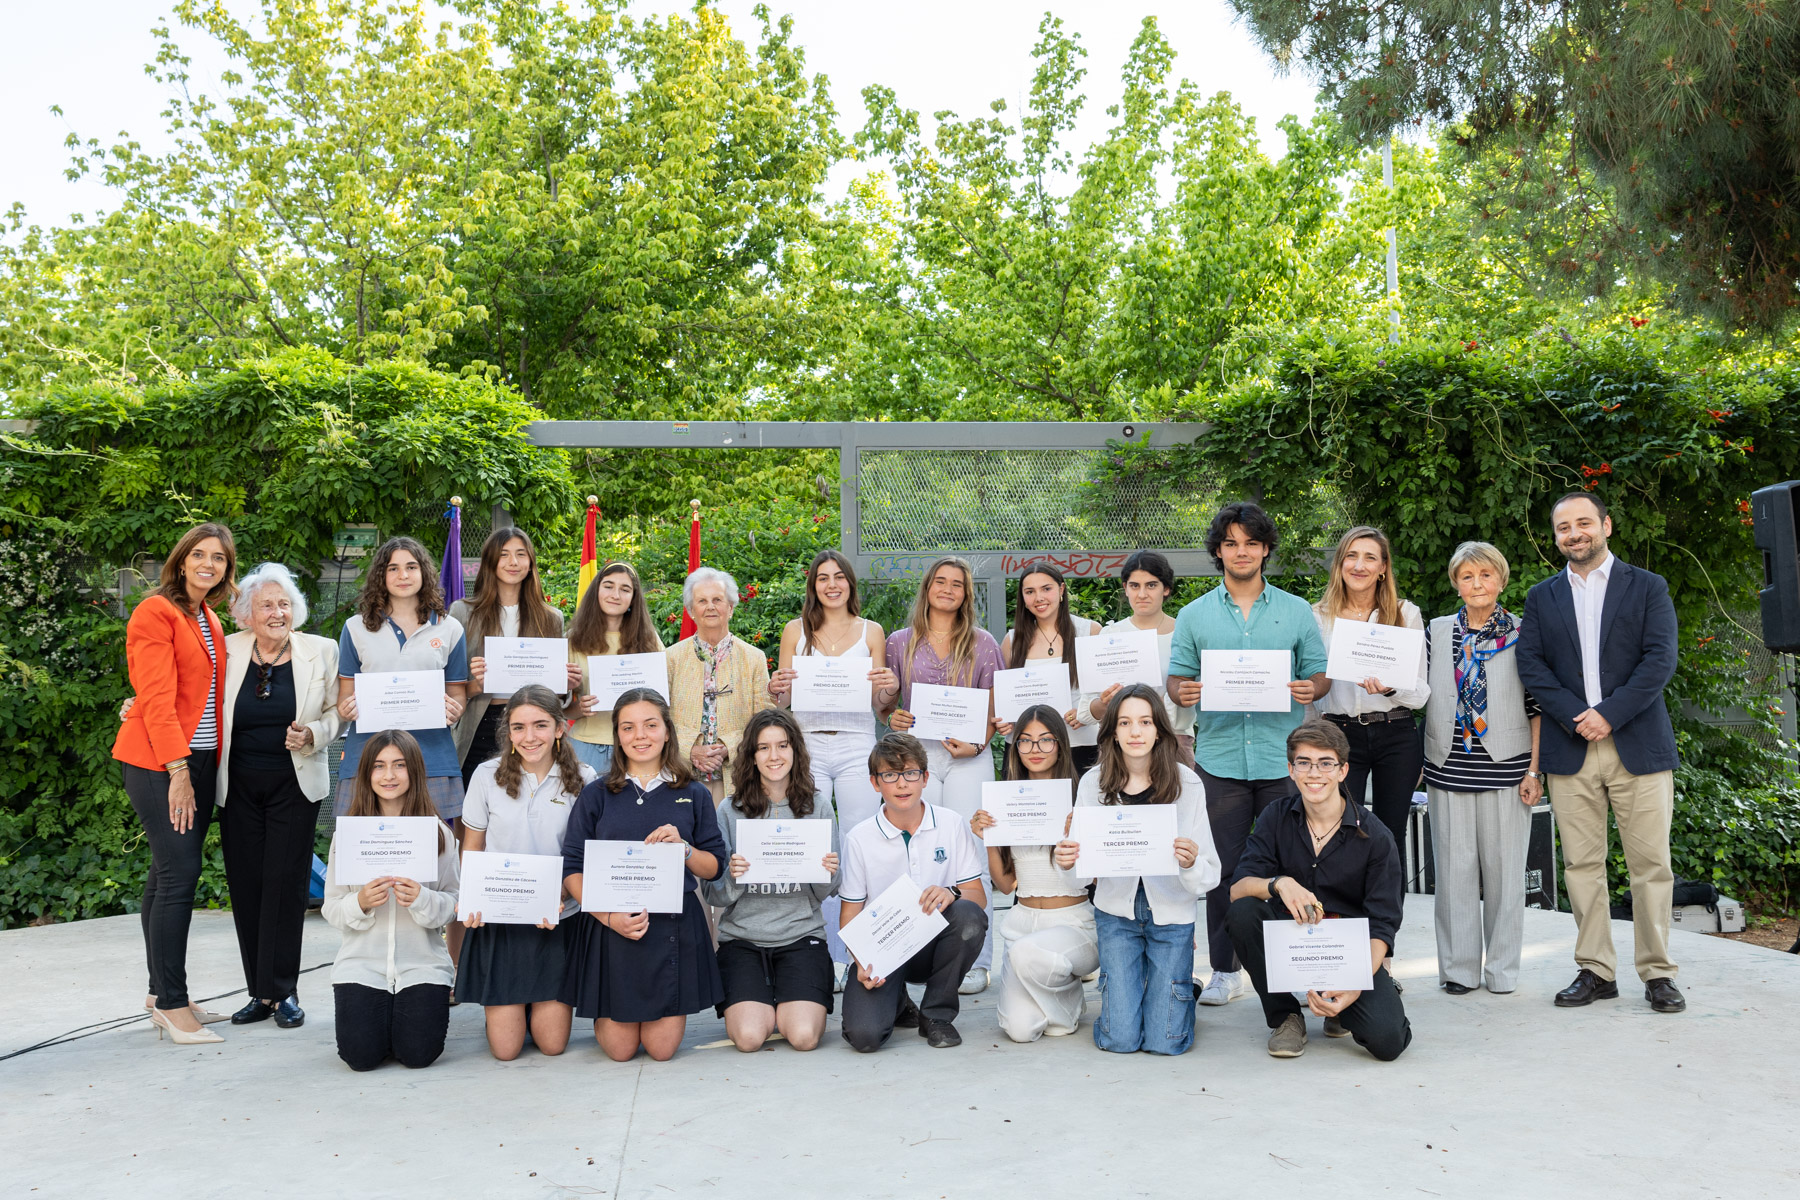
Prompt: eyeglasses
<box><xmin>1017</xmin><ymin>735</ymin><xmax>1060</xmax><ymax>752</ymax></box>
<box><xmin>876</xmin><ymin>769</ymin><xmax>925</xmax><ymax>783</ymax></box>
<box><xmin>1290</xmin><ymin>758</ymin><xmax>1342</xmax><ymax>774</ymax></box>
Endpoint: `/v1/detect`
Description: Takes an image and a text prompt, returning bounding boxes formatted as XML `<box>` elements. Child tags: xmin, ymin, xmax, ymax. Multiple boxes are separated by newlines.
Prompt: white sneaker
<box><xmin>1198</xmin><ymin>969</ymin><xmax>1244</xmax><ymax>1006</ymax></box>
<box><xmin>958</xmin><ymin>967</ymin><xmax>990</xmax><ymax>995</ymax></box>
<box><xmin>833</xmin><ymin>961</ymin><xmax>849</xmax><ymax>993</ymax></box>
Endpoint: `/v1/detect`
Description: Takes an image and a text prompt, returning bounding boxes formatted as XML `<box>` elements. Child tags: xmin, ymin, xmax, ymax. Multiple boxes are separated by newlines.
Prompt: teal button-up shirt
<box><xmin>1168</xmin><ymin>582</ymin><xmax>1329</xmax><ymax>781</ymax></box>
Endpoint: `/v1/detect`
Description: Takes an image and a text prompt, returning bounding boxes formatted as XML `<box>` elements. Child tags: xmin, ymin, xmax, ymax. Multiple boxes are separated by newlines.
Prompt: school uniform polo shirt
<box><xmin>339</xmin><ymin>612</ymin><xmax>471</xmax><ymax>779</ymax></box>
<box><xmin>1168</xmin><ymin>582</ymin><xmax>1329</xmax><ymax>782</ymax></box>
<box><xmin>838</xmin><ymin>802</ymin><xmax>983</xmax><ymax>904</ymax></box>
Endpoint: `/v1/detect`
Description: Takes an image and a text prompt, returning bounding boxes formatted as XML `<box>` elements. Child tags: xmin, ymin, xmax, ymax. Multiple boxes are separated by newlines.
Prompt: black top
<box><xmin>1234</xmin><ymin>791</ymin><xmax>1404</xmax><ymax>949</ymax></box>
<box><xmin>230</xmin><ymin>660</ymin><xmax>297</xmax><ymax>772</ymax></box>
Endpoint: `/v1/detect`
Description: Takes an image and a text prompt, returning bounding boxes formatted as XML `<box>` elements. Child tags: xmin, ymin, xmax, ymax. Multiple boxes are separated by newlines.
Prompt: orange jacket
<box><xmin>112</xmin><ymin>593</ymin><xmax>228</xmax><ymax>771</ymax></box>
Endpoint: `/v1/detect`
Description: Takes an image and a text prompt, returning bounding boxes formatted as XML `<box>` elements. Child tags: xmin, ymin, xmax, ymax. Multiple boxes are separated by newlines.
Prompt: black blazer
<box><xmin>1515</xmin><ymin>560</ymin><xmax>1679</xmax><ymax>776</ymax></box>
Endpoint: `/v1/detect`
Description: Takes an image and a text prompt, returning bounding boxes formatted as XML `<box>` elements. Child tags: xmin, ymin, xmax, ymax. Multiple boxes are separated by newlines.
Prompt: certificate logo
<box><xmin>624</xmin><ymin>846</ymin><xmax>640</xmax><ymax>857</ymax></box>
<box><xmin>774</xmin><ymin>823</ymin><xmax>789</xmax><ymax>834</ymax></box>
<box><xmin>503</xmin><ymin>859</ymin><xmax>517</xmax><ymax>868</ymax></box>
<box><xmin>1112</xmin><ymin>810</ymin><xmax>1128</xmax><ymax>823</ymax></box>
<box><xmin>376</xmin><ymin>822</ymin><xmax>390</xmax><ymax>832</ymax></box>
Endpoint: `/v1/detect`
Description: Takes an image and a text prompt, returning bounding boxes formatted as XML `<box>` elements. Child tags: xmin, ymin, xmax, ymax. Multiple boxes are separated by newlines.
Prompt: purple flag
<box><xmin>439</xmin><ymin>503</ymin><xmax>464</xmax><ymax>604</ymax></box>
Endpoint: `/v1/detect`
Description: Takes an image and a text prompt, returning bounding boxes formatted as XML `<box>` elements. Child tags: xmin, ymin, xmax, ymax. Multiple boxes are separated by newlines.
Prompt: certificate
<box><xmin>1070</xmin><ymin>804</ymin><xmax>1179</xmax><ymax>877</ymax></box>
<box><xmin>1075</xmin><ymin>628</ymin><xmax>1163</xmax><ymax>690</ymax></box>
<box><xmin>1262</xmin><ymin>917</ymin><xmax>1375</xmax><ymax>992</ymax></box>
<box><xmin>580</xmin><ymin>840</ymin><xmax>685</xmax><ymax>914</ymax></box>
<box><xmin>791</xmin><ymin>656</ymin><xmax>874</xmax><ymax>714</ymax></box>
<box><xmin>735</xmin><ymin>818</ymin><xmax>833</xmax><ymax>885</ymax></box>
<box><xmin>588</xmin><ymin>652</ymin><xmax>671</xmax><ymax>710</ymax></box>
<box><xmin>979</xmin><ymin>778</ymin><xmax>1073</xmax><ymax>847</ymax></box>
<box><xmin>1326</xmin><ymin>619</ymin><xmax>1424</xmax><ymax>688</ymax></box>
<box><xmin>992</xmin><ymin>663</ymin><xmax>1072</xmax><ymax>725</ymax></box>
<box><xmin>908</xmin><ymin>683</ymin><xmax>990</xmax><ymax>744</ymax></box>
<box><xmin>482</xmin><ymin>637</ymin><xmax>570</xmax><ymax>696</ymax></box>
<box><xmin>457</xmin><ymin>850</ymin><xmax>564</xmax><ymax>925</ymax></box>
<box><xmin>1199</xmin><ymin>649</ymin><xmax>1292</xmax><ymax>713</ymax></box>
<box><xmin>335</xmin><ymin>816</ymin><xmax>439</xmax><ymax>885</ymax></box>
<box><xmin>839</xmin><ymin>875</ymin><xmax>949</xmax><ymax>980</ymax></box>
<box><xmin>354</xmin><ymin>670</ymin><xmax>445</xmax><ymax>734</ymax></box>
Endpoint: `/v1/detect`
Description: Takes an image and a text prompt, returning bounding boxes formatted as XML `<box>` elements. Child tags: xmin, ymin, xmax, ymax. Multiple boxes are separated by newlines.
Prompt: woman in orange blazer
<box><xmin>114</xmin><ymin>522</ymin><xmax>237</xmax><ymax>1045</ymax></box>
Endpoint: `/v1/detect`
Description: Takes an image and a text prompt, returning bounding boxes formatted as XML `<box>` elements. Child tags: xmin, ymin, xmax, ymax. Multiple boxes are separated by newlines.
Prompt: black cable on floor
<box><xmin>0</xmin><ymin>961</ymin><xmax>334</xmax><ymax>1062</ymax></box>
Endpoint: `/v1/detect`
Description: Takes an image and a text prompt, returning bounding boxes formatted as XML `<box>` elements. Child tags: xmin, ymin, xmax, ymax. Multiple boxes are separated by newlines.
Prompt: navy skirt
<box><xmin>456</xmin><ymin>919</ymin><xmax>571</xmax><ymax>1007</ymax></box>
<box><xmin>560</xmin><ymin>892</ymin><xmax>723</xmax><ymax>1023</ymax></box>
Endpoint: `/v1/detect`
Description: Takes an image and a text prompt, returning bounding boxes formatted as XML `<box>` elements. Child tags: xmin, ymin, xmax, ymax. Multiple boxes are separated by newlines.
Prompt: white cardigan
<box><xmin>1064</xmin><ymin>765</ymin><xmax>1221</xmax><ymax>926</ymax></box>
<box><xmin>322</xmin><ymin>821</ymin><xmax>460</xmax><ymax>992</ymax></box>
<box><xmin>218</xmin><ymin>630</ymin><xmax>342</xmax><ymax>804</ymax></box>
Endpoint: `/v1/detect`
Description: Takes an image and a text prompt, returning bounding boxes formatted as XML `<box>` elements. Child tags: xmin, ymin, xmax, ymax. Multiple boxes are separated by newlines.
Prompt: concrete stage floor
<box><xmin>3</xmin><ymin>898</ymin><xmax>1796</xmax><ymax>1199</ymax></box>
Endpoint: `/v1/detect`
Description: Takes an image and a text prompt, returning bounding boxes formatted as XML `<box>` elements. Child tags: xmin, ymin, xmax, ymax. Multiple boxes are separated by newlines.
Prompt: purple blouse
<box><xmin>886</xmin><ymin>627</ymin><xmax>1004</xmax><ymax>709</ymax></box>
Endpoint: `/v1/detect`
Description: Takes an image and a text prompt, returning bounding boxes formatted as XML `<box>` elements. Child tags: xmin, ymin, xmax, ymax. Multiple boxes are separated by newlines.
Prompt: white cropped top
<box><xmin>1008</xmin><ymin>840</ymin><xmax>1089</xmax><ymax>900</ymax></box>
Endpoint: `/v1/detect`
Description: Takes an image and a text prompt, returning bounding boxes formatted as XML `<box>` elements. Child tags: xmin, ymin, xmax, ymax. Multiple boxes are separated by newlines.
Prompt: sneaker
<box><xmin>919</xmin><ymin>1018</ymin><xmax>962</xmax><ymax>1048</ymax></box>
<box><xmin>957</xmin><ymin>967</ymin><xmax>989</xmax><ymax>996</ymax></box>
<box><xmin>832</xmin><ymin>961</ymin><xmax>848</xmax><ymax>994</ymax></box>
<box><xmin>1322</xmin><ymin>1015</ymin><xmax>1349</xmax><ymax>1039</ymax></box>
<box><xmin>893</xmin><ymin>993</ymin><xmax>921</xmax><ymax>1029</ymax></box>
<box><xmin>1198</xmin><ymin>970</ymin><xmax>1243</xmax><ymax>1006</ymax></box>
<box><xmin>1267</xmin><ymin>1013</ymin><xmax>1307</xmax><ymax>1058</ymax></box>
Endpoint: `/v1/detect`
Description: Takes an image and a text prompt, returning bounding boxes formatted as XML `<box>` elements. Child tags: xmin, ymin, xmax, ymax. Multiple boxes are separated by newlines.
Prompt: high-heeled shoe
<box><xmin>149</xmin><ymin>1007</ymin><xmax>225</xmax><ymax>1045</ymax></box>
<box><xmin>146</xmin><ymin>996</ymin><xmax>230</xmax><ymax>1024</ymax></box>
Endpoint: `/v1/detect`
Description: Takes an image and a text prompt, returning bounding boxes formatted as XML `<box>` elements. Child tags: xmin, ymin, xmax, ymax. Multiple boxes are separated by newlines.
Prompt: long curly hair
<box><xmin>491</xmin><ymin>684</ymin><xmax>586</xmax><ymax>800</ymax></box>
<box><xmin>358</xmin><ymin>536</ymin><xmax>446</xmax><ymax>631</ymax></box>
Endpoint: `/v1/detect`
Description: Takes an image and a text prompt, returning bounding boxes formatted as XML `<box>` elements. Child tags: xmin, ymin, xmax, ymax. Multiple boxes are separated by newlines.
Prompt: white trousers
<box><xmin>997</xmin><ymin>901</ymin><xmax>1098</xmax><ymax>1041</ymax></box>
<box><xmin>923</xmin><ymin>740</ymin><xmax>997</xmax><ymax>971</ymax></box>
<box><xmin>809</xmin><ymin>730</ymin><xmax>880</xmax><ymax>966</ymax></box>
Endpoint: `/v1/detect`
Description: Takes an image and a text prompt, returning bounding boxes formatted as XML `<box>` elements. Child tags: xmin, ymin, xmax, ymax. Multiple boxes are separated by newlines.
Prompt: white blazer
<box><xmin>219</xmin><ymin>630</ymin><xmax>342</xmax><ymax>804</ymax></box>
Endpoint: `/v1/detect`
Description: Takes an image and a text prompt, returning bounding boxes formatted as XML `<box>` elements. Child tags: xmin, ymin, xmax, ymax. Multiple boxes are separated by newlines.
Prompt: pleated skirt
<box><xmin>560</xmin><ymin>892</ymin><xmax>723</xmax><ymax>1023</ymax></box>
<box><xmin>456</xmin><ymin>919</ymin><xmax>571</xmax><ymax>1007</ymax></box>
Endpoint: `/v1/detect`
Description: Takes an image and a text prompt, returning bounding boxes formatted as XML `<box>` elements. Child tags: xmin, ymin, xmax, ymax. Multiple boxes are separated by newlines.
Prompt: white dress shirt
<box><xmin>1313</xmin><ymin>600</ymin><xmax>1431</xmax><ymax>716</ymax></box>
<box><xmin>1566</xmin><ymin>552</ymin><xmax>1615</xmax><ymax>707</ymax></box>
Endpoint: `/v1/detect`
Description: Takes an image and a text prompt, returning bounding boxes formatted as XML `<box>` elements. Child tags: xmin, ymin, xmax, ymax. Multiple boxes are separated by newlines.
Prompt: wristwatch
<box><xmin>1525</xmin><ymin>770</ymin><xmax>1543</xmax><ymax>781</ymax></box>
<box><xmin>1267</xmin><ymin>875</ymin><xmax>1285</xmax><ymax>901</ymax></box>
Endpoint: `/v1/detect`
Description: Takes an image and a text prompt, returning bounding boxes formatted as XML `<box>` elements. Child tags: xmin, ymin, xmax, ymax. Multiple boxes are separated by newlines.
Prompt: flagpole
<box><xmin>679</xmin><ymin>499</ymin><xmax>701</xmax><ymax>641</ymax></box>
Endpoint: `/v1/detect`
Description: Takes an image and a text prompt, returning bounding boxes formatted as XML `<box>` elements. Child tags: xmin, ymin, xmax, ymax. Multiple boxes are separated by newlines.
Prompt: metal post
<box><xmin>1384</xmin><ymin>136</ymin><xmax>1400</xmax><ymax>344</ymax></box>
<box><xmin>984</xmin><ymin>576</ymin><xmax>1008</xmax><ymax>641</ymax></box>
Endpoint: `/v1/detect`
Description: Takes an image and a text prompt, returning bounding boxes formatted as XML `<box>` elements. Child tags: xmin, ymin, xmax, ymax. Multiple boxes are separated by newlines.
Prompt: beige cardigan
<box><xmin>218</xmin><ymin>630</ymin><xmax>342</xmax><ymax>804</ymax></box>
<box><xmin>449</xmin><ymin>598</ymin><xmax>568</xmax><ymax>764</ymax></box>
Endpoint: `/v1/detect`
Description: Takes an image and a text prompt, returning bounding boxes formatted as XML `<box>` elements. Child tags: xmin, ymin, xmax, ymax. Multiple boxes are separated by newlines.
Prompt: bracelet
<box><xmin>166</xmin><ymin>761</ymin><xmax>189</xmax><ymax>775</ymax></box>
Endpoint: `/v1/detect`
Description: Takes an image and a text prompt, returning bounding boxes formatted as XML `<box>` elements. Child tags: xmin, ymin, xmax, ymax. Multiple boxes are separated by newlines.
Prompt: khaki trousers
<box><xmin>1548</xmin><ymin>736</ymin><xmax>1677</xmax><ymax>983</ymax></box>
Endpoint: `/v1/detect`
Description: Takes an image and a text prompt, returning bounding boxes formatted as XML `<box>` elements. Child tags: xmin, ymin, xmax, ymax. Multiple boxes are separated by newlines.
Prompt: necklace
<box><xmin>1306</xmin><ymin>809</ymin><xmax>1341</xmax><ymax>849</ymax></box>
<box><xmin>252</xmin><ymin>637</ymin><xmax>291</xmax><ymax>701</ymax></box>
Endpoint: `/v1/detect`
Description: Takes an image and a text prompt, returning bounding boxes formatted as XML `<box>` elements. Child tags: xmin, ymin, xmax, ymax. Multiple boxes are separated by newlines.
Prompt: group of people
<box><xmin>112</xmin><ymin>487</ymin><xmax>1684</xmax><ymax>1069</ymax></box>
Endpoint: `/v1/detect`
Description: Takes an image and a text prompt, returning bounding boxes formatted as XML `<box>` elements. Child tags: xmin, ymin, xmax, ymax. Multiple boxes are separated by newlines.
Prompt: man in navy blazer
<box><xmin>1516</xmin><ymin>493</ymin><xmax>1683</xmax><ymax>1014</ymax></box>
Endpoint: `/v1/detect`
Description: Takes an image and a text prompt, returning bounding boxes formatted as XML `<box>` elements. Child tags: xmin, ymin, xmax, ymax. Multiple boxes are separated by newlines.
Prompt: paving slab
<box><xmin>3</xmin><ymin>899</ymin><xmax>1796</xmax><ymax>1199</ymax></box>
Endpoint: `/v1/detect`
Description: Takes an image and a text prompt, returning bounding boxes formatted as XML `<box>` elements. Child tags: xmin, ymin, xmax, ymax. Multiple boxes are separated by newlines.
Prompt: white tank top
<box><xmin>795</xmin><ymin>619</ymin><xmax>877</xmax><ymax>737</ymax></box>
<box><xmin>1009</xmin><ymin>841</ymin><xmax>1090</xmax><ymax>900</ymax></box>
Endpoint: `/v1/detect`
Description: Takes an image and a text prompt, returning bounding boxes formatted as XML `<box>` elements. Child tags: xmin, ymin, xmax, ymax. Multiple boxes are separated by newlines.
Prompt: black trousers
<box><xmin>333</xmin><ymin>983</ymin><xmax>451</xmax><ymax>1071</ymax></box>
<box><xmin>222</xmin><ymin>763</ymin><xmax>319</xmax><ymax>1002</ymax></box>
<box><xmin>841</xmin><ymin>899</ymin><xmax>987</xmax><ymax>1052</ymax></box>
<box><xmin>1225</xmin><ymin>896</ymin><xmax>1412</xmax><ymax>1061</ymax></box>
<box><xmin>123</xmin><ymin>756</ymin><xmax>219</xmax><ymax>1010</ymax></box>
<box><xmin>1196</xmin><ymin>770</ymin><xmax>1292</xmax><ymax>973</ymax></box>
<box><xmin>1330</xmin><ymin>716</ymin><xmax>1422</xmax><ymax>861</ymax></box>
<box><xmin>461</xmin><ymin>706</ymin><xmax>505</xmax><ymax>786</ymax></box>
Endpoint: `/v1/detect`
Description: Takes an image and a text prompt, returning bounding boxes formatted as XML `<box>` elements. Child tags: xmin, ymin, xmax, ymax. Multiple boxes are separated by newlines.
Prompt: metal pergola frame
<box><xmin>527</xmin><ymin>420</ymin><xmax>1214</xmax><ymax>638</ymax></box>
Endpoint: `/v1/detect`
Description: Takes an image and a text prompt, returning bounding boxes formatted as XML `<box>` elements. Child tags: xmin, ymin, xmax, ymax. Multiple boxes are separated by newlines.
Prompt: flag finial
<box><xmin>450</xmin><ymin>495</ymin><xmax>462</xmax><ymax>507</ymax></box>
<box><xmin>587</xmin><ymin>494</ymin><xmax>599</xmax><ymax>505</ymax></box>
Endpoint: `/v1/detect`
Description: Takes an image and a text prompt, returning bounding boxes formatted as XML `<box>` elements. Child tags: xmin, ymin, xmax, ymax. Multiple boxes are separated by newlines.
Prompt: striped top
<box><xmin>189</xmin><ymin>610</ymin><xmax>220</xmax><ymax>751</ymax></box>
<box><xmin>1421</xmin><ymin>626</ymin><xmax>1538</xmax><ymax>792</ymax></box>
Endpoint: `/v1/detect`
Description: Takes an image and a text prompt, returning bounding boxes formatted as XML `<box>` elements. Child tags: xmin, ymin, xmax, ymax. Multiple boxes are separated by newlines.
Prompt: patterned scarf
<box><xmin>1454</xmin><ymin>606</ymin><xmax>1519</xmax><ymax>752</ymax></box>
<box><xmin>693</xmin><ymin>633</ymin><xmax>736</xmax><ymax>780</ymax></box>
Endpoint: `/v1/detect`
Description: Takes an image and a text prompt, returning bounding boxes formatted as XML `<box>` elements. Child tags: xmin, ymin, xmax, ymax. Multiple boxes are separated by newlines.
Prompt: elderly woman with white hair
<box><xmin>218</xmin><ymin>562</ymin><xmax>343</xmax><ymax>1028</ymax></box>
<box><xmin>666</xmin><ymin>566</ymin><xmax>773</xmax><ymax>801</ymax></box>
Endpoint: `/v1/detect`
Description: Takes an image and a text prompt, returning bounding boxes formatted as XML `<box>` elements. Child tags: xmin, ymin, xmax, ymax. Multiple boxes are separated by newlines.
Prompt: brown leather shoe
<box><xmin>1644</xmin><ymin>978</ymin><xmax>1686</xmax><ymax>1013</ymax></box>
<box><xmin>1554</xmin><ymin>969</ymin><xmax>1619</xmax><ymax>1007</ymax></box>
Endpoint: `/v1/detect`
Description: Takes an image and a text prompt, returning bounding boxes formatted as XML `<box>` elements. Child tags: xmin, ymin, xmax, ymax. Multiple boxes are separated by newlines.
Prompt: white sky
<box><xmin>0</xmin><ymin>0</ymin><xmax>1319</xmax><ymax>229</ymax></box>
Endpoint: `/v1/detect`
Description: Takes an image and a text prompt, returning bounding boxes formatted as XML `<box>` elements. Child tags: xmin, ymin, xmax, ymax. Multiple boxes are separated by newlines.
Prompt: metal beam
<box><xmin>528</xmin><ymin>419</ymin><xmax>1209</xmax><ymax>450</ymax></box>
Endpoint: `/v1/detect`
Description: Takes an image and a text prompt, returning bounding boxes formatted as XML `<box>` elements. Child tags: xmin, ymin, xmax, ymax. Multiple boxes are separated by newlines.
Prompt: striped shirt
<box><xmin>189</xmin><ymin>612</ymin><xmax>220</xmax><ymax>752</ymax></box>
<box><xmin>1421</xmin><ymin>627</ymin><xmax>1538</xmax><ymax>792</ymax></box>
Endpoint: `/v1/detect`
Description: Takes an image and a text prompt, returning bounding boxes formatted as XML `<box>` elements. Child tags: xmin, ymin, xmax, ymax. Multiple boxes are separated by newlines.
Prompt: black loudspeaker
<box><xmin>1524</xmin><ymin>805</ymin><xmax>1558</xmax><ymax>911</ymax></box>
<box><xmin>1752</xmin><ymin>481</ymin><xmax>1800</xmax><ymax>653</ymax></box>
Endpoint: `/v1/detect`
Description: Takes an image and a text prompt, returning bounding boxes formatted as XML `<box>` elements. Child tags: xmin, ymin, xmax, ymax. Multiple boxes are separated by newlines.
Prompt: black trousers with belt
<box><xmin>222</xmin><ymin>762</ymin><xmax>320</xmax><ymax>1002</ymax></box>
<box><xmin>123</xmin><ymin>755</ymin><xmax>219</xmax><ymax>1010</ymax></box>
<box><xmin>1328</xmin><ymin>715</ymin><xmax>1422</xmax><ymax>861</ymax></box>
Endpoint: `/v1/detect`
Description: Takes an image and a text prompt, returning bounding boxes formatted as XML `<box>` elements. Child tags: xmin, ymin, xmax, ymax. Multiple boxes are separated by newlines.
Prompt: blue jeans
<box><xmin>568</xmin><ymin>739</ymin><xmax>613</xmax><ymax>777</ymax></box>
<box><xmin>1093</xmin><ymin>885</ymin><xmax>1196</xmax><ymax>1055</ymax></box>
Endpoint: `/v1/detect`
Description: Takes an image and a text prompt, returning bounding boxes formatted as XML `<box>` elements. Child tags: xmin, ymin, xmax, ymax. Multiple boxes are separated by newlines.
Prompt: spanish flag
<box><xmin>577</xmin><ymin>496</ymin><xmax>600</xmax><ymax>599</ymax></box>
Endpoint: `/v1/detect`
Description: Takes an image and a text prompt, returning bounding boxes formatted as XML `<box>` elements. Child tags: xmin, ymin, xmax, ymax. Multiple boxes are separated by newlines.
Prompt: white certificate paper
<box><xmin>335</xmin><ymin>816</ymin><xmax>439</xmax><ymax>885</ymax></box>
<box><xmin>908</xmin><ymin>683</ymin><xmax>990</xmax><ymax>744</ymax></box>
<box><xmin>457</xmin><ymin>850</ymin><xmax>564</xmax><ymax>925</ymax></box>
<box><xmin>980</xmin><ymin>778</ymin><xmax>1074</xmax><ymax>847</ymax></box>
<box><xmin>483</xmin><ymin>637</ymin><xmax>570</xmax><ymax>696</ymax></box>
<box><xmin>1075</xmin><ymin>628</ymin><xmax>1163</xmax><ymax>690</ymax></box>
<box><xmin>1070</xmin><ymin>804</ymin><xmax>1180</xmax><ymax>877</ymax></box>
<box><xmin>1325</xmin><ymin>619</ymin><xmax>1424</xmax><ymax>688</ymax></box>
<box><xmin>354</xmin><ymin>670</ymin><xmax>445</xmax><ymax>733</ymax></box>
<box><xmin>839</xmin><ymin>875</ymin><xmax>949</xmax><ymax>980</ymax></box>
<box><xmin>588</xmin><ymin>652</ymin><xmax>671</xmax><ymax>710</ymax></box>
<box><xmin>581</xmin><ymin>840</ymin><xmax>685</xmax><ymax>914</ymax></box>
<box><xmin>735</xmin><ymin>818</ymin><xmax>833</xmax><ymax>885</ymax></box>
<box><xmin>791</xmin><ymin>656</ymin><xmax>874</xmax><ymax>714</ymax></box>
<box><xmin>992</xmin><ymin>663</ymin><xmax>1073</xmax><ymax>725</ymax></box>
<box><xmin>1263</xmin><ymin>917</ymin><xmax>1375</xmax><ymax>992</ymax></box>
<box><xmin>1199</xmin><ymin>649</ymin><xmax>1293</xmax><ymax>713</ymax></box>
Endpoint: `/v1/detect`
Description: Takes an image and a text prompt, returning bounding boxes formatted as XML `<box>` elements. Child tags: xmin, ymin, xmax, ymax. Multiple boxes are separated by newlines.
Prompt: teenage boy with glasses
<box><xmin>837</xmin><ymin>733</ymin><xmax>989</xmax><ymax>1050</ymax></box>
<box><xmin>1226</xmin><ymin>720</ymin><xmax>1411</xmax><ymax>1061</ymax></box>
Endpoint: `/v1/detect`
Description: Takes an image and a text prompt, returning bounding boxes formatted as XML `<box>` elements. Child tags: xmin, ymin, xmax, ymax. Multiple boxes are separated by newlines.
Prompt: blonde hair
<box><xmin>1318</xmin><ymin>525</ymin><xmax>1402</xmax><ymax>626</ymax></box>
<box><xmin>902</xmin><ymin>556</ymin><xmax>980</xmax><ymax>687</ymax></box>
<box><xmin>1446</xmin><ymin>541</ymin><xmax>1511</xmax><ymax>590</ymax></box>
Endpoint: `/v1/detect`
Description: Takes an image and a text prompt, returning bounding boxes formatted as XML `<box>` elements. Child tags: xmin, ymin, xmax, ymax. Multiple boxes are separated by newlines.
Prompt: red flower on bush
<box><xmin>665</xmin><ymin>612</ymin><xmax>678</xmax><ymax>623</ymax></box>
<box><xmin>1629</xmin><ymin>316</ymin><xmax>1648</xmax><ymax>328</ymax></box>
